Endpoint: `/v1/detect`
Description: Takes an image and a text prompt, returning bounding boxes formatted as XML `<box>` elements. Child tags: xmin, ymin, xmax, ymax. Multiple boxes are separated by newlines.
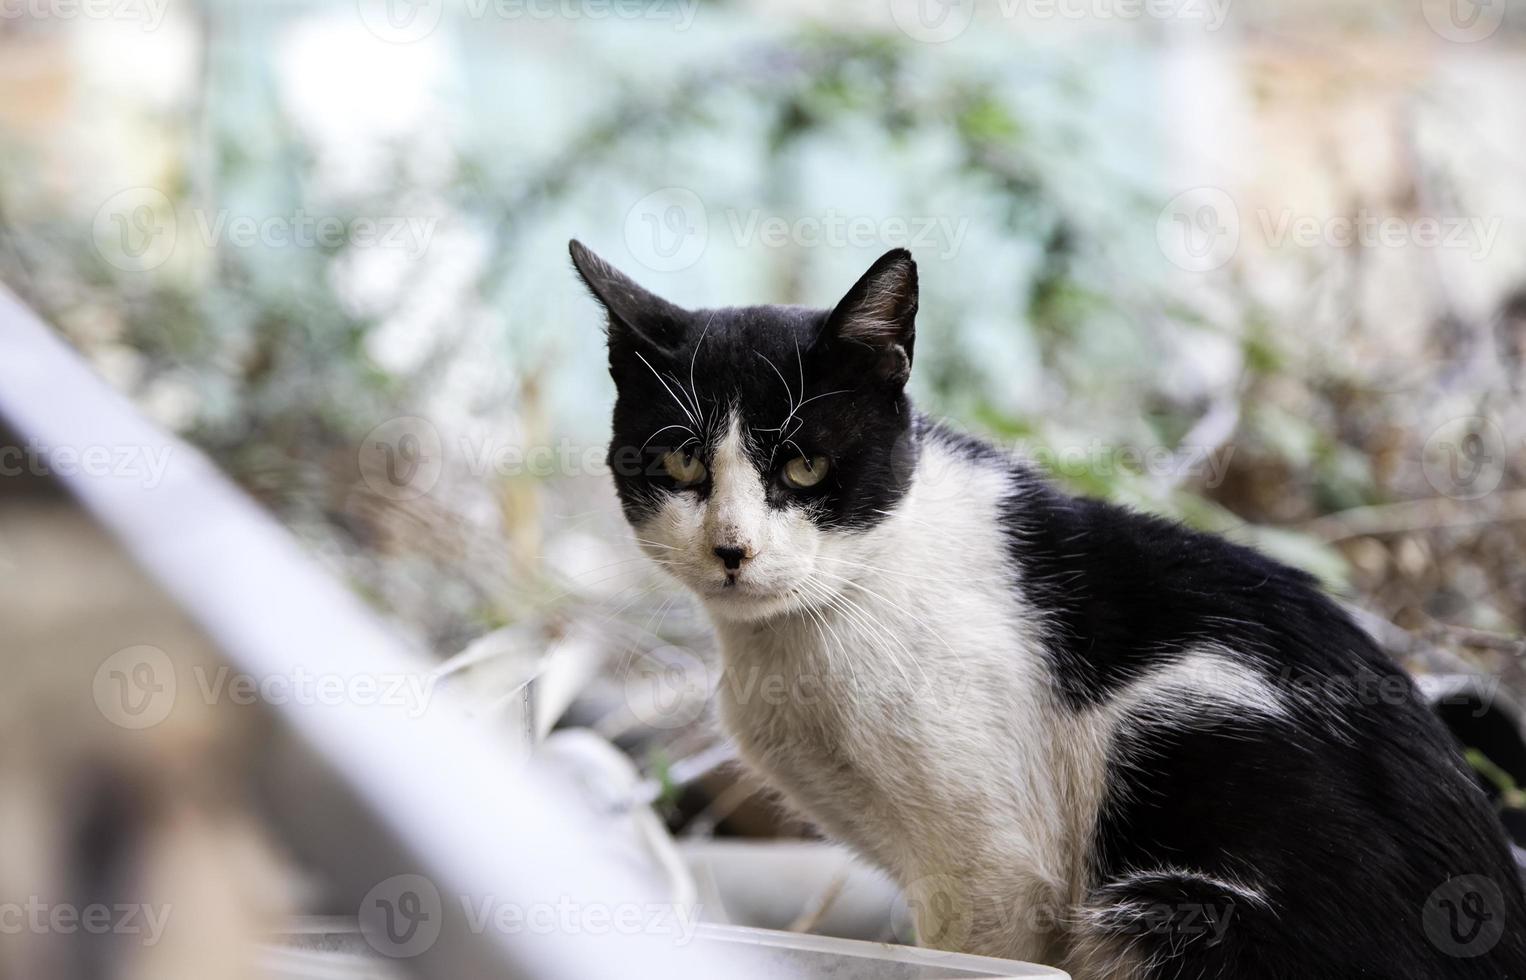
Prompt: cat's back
<box><xmin>997</xmin><ymin>472</ymin><xmax>1526</xmax><ymax>976</ymax></box>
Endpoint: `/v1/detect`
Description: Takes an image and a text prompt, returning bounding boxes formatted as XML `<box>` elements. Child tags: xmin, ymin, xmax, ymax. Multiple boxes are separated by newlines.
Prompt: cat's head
<box><xmin>571</xmin><ymin>240</ymin><xmax>920</xmax><ymax>623</ymax></box>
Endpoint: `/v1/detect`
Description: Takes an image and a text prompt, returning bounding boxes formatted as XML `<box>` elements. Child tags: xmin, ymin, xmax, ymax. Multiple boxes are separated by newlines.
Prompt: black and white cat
<box><xmin>570</xmin><ymin>240</ymin><xmax>1526</xmax><ymax>978</ymax></box>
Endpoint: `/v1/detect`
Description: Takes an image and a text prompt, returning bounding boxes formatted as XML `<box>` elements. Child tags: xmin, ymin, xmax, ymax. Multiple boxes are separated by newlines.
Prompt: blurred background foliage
<box><xmin>2</xmin><ymin>0</ymin><xmax>1524</xmax><ymax>816</ymax></box>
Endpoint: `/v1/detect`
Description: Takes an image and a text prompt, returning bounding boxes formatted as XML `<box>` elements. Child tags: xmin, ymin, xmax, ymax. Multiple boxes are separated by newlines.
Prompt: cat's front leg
<box><xmin>900</xmin><ymin>869</ymin><xmax>1071</xmax><ymax>967</ymax></box>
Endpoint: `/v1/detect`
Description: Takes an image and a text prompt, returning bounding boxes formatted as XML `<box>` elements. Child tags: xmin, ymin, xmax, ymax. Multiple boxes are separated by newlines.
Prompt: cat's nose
<box><xmin>713</xmin><ymin>545</ymin><xmax>749</xmax><ymax>571</ymax></box>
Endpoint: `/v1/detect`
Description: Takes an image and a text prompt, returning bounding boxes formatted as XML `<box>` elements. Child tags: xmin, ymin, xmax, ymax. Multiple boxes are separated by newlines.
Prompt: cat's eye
<box><xmin>662</xmin><ymin>448</ymin><xmax>707</xmax><ymax>487</ymax></box>
<box><xmin>781</xmin><ymin>455</ymin><xmax>830</xmax><ymax>490</ymax></box>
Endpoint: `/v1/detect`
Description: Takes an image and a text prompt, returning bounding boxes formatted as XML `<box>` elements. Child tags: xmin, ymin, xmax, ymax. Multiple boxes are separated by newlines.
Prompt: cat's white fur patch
<box><xmin>1064</xmin><ymin>868</ymin><xmax>1271</xmax><ymax>979</ymax></box>
<box><xmin>1104</xmin><ymin>645</ymin><xmax>1288</xmax><ymax>733</ymax></box>
<box><xmin>1102</xmin><ymin>867</ymin><xmax>1272</xmax><ymax>910</ymax></box>
<box><xmin>691</xmin><ymin>432</ymin><xmax>1288</xmax><ymax>965</ymax></box>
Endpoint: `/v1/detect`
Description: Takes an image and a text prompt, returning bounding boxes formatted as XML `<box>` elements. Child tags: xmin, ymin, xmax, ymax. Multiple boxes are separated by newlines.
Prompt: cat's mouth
<box><xmin>696</xmin><ymin>577</ymin><xmax>807</xmax><ymax>620</ymax></box>
<box><xmin>704</xmin><ymin>577</ymin><xmax>776</xmax><ymax>599</ymax></box>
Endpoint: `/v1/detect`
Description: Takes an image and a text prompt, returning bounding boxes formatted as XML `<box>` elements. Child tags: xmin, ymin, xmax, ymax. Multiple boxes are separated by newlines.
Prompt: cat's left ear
<box><xmin>820</xmin><ymin>248</ymin><xmax>917</xmax><ymax>387</ymax></box>
<box><xmin>569</xmin><ymin>239</ymin><xmax>689</xmax><ymax>353</ymax></box>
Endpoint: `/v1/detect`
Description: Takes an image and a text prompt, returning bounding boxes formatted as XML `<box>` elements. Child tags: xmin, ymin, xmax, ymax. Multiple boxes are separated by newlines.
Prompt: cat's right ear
<box><xmin>820</xmin><ymin>248</ymin><xmax>917</xmax><ymax>387</ymax></box>
<box><xmin>569</xmin><ymin>240</ymin><xmax>688</xmax><ymax>353</ymax></box>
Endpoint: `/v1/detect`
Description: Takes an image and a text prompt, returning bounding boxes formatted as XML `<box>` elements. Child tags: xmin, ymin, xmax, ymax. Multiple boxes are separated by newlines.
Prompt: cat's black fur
<box><xmin>999</xmin><ymin>447</ymin><xmax>1526</xmax><ymax>976</ymax></box>
<box><xmin>572</xmin><ymin>239</ymin><xmax>1526</xmax><ymax>978</ymax></box>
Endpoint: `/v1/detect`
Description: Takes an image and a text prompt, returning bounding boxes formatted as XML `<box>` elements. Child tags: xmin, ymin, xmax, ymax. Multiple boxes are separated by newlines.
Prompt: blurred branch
<box><xmin>1420</xmin><ymin>621</ymin><xmax>1526</xmax><ymax>660</ymax></box>
<box><xmin>1301</xmin><ymin>489</ymin><xmax>1526</xmax><ymax>542</ymax></box>
<box><xmin>1343</xmin><ymin>602</ymin><xmax>1482</xmax><ymax>676</ymax></box>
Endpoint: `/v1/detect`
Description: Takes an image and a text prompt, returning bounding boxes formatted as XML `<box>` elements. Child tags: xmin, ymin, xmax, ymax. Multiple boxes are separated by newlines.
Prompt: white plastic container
<box><xmin>691</xmin><ymin>922</ymin><xmax>1069</xmax><ymax>978</ymax></box>
<box><xmin>265</xmin><ymin>920</ymin><xmax>1071</xmax><ymax>979</ymax></box>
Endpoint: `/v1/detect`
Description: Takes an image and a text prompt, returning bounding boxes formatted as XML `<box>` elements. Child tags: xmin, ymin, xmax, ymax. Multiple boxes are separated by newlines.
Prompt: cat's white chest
<box><xmin>713</xmin><ymin>582</ymin><xmax>1069</xmax><ymax>913</ymax></box>
<box><xmin>716</xmin><ymin>607</ymin><xmax>959</xmax><ymax>871</ymax></box>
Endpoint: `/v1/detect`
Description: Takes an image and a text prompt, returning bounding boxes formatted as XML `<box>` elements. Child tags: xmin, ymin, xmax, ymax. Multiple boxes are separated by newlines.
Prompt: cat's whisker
<box><xmin>805</xmin><ymin>571</ymin><xmax>937</xmax><ymax>676</ymax></box>
<box><xmin>629</xmin><ymin>537</ymin><xmax>680</xmax><ymax>551</ymax></box>
<box><xmin>797</xmin><ymin>588</ymin><xmax>859</xmax><ymax>690</ymax></box>
<box><xmin>586</xmin><ymin>585</ymin><xmax>681</xmax><ymax>654</ymax></box>
<box><xmin>799</xmin><ymin>575</ymin><xmax>925</xmax><ymax>695</ymax></box>
<box><xmin>792</xmin><ymin>334</ymin><xmax>804</xmax><ymax>411</ymax></box>
<box><xmin>545</xmin><ymin>554</ymin><xmax>661</xmax><ymax>579</ymax></box>
<box><xmin>794</xmin><ymin>579</ymin><xmax>861</xmax><ymax>689</ymax></box>
<box><xmin>793</xmin><ymin>387</ymin><xmax>853</xmax><ymax>412</ymax></box>
<box><xmin>869</xmin><ymin>507</ymin><xmax>940</xmax><ymax>532</ymax></box>
<box><xmin>640</xmin><ymin>423</ymin><xmax>696</xmax><ymax>453</ymax></box>
<box><xmin>664</xmin><ymin>370</ymin><xmax>705</xmax><ymax>433</ymax></box>
<box><xmin>753</xmin><ymin>349</ymin><xmax>798</xmax><ymax>412</ymax></box>
<box><xmin>826</xmin><ymin>598</ymin><xmax>918</xmax><ymax>696</ymax></box>
<box><xmin>533</xmin><ymin>554</ymin><xmax>687</xmax><ymax>608</ymax></box>
<box><xmin>685</xmin><ymin>314</ymin><xmax>716</xmax><ymax>426</ymax></box>
<box><xmin>752</xmin><ymin>348</ymin><xmax>802</xmax><ymax>467</ymax></box>
<box><xmin>635</xmin><ymin>350</ymin><xmax>701</xmax><ymax>430</ymax></box>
